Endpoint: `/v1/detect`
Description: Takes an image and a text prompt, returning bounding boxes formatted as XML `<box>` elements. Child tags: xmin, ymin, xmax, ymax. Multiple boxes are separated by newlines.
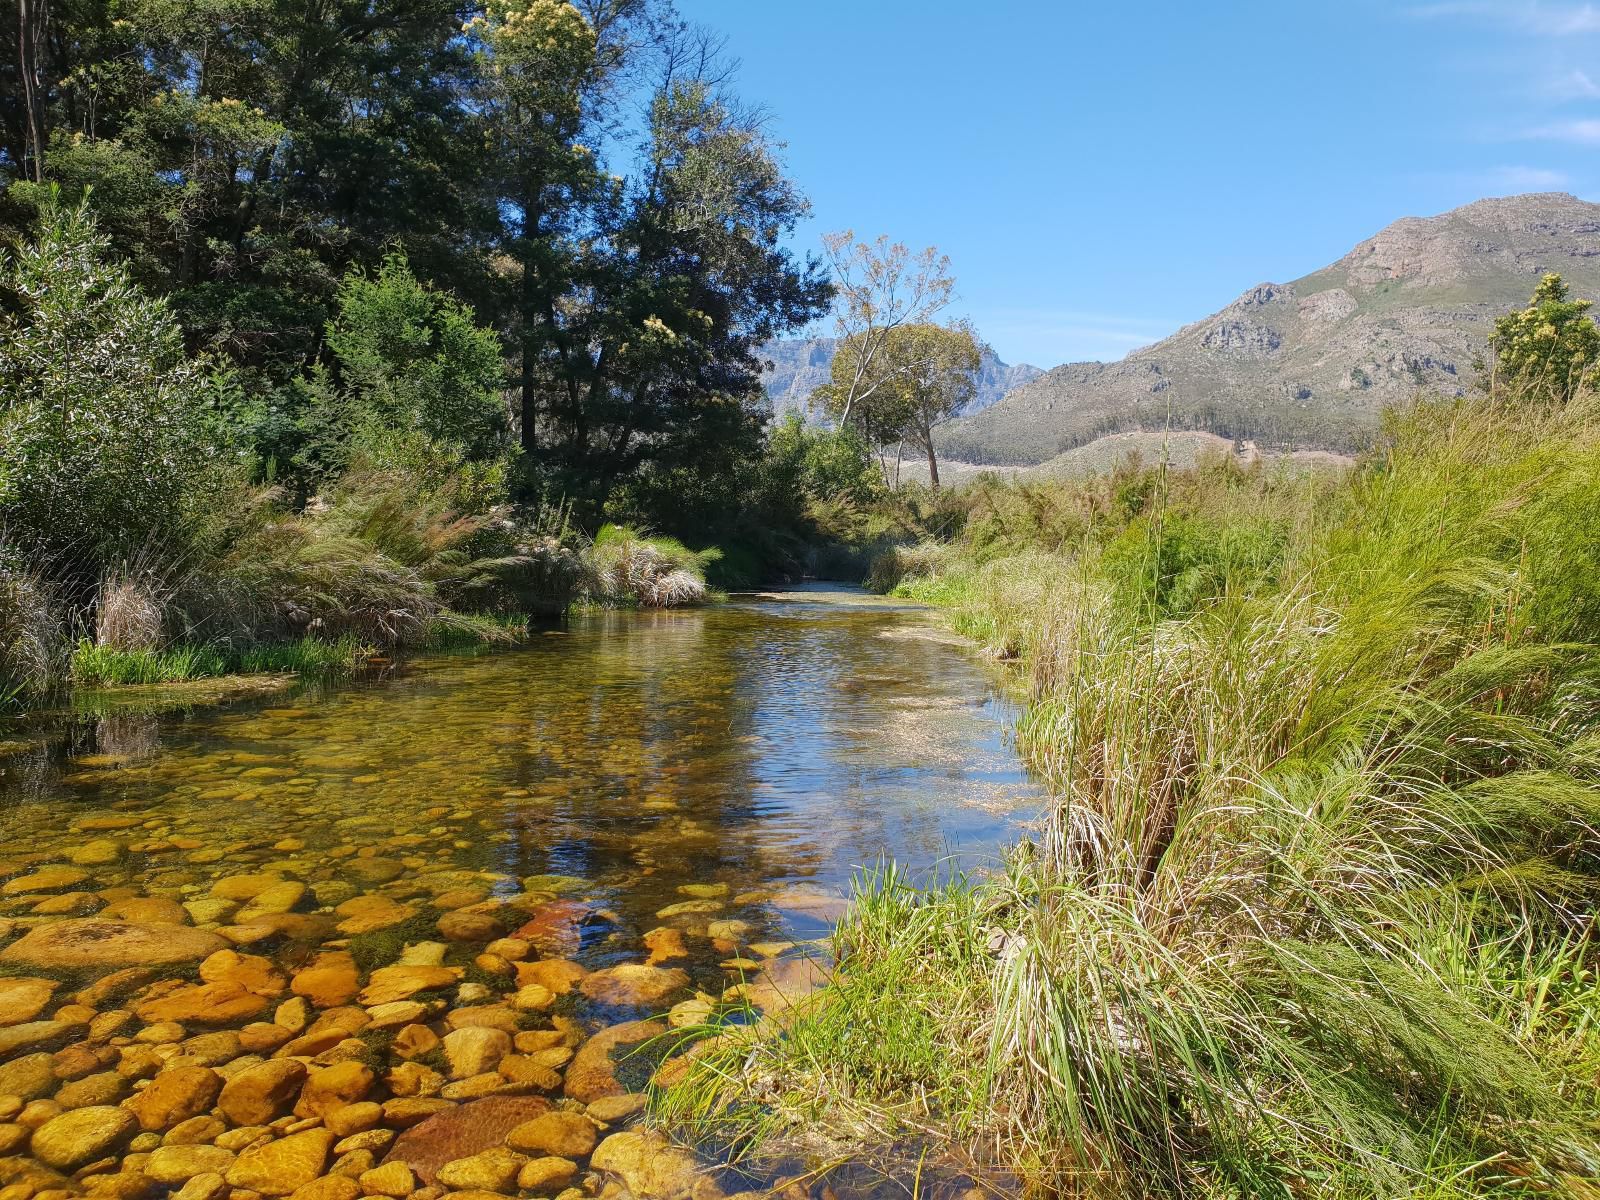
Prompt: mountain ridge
<box><xmin>937</xmin><ymin>192</ymin><xmax>1600</xmax><ymax>465</ymax></box>
<box><xmin>759</xmin><ymin>336</ymin><xmax>1042</xmax><ymax>419</ymax></box>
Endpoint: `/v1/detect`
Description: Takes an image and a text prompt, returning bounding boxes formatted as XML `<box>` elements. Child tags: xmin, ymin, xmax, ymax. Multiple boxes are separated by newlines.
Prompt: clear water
<box><xmin>0</xmin><ymin>587</ymin><xmax>1044</xmax><ymax>1193</ymax></box>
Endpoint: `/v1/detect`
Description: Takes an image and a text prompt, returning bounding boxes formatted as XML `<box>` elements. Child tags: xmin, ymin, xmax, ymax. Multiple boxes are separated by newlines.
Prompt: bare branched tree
<box><xmin>818</xmin><ymin>232</ymin><xmax>955</xmax><ymax>427</ymax></box>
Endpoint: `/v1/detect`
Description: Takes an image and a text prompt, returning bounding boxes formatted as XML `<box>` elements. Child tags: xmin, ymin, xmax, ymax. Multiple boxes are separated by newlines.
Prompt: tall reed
<box><xmin>657</xmin><ymin>390</ymin><xmax>1600</xmax><ymax>1198</ymax></box>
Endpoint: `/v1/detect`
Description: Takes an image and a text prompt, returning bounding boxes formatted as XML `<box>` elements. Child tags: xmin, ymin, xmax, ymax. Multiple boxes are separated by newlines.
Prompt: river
<box><xmin>0</xmin><ymin>588</ymin><xmax>1042</xmax><ymax>1198</ymax></box>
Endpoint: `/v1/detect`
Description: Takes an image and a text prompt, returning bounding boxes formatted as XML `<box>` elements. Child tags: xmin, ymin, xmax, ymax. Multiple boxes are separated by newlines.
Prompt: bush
<box><xmin>0</xmin><ymin>552</ymin><xmax>65</xmax><ymax>708</ymax></box>
<box><xmin>0</xmin><ymin>199</ymin><xmax>230</xmax><ymax>590</ymax></box>
<box><xmin>582</xmin><ymin>524</ymin><xmax>719</xmax><ymax>608</ymax></box>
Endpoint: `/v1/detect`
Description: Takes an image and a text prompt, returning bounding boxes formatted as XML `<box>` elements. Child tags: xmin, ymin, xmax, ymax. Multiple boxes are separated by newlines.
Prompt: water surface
<box><xmin>0</xmin><ymin>587</ymin><xmax>1043</xmax><ymax>1194</ymax></box>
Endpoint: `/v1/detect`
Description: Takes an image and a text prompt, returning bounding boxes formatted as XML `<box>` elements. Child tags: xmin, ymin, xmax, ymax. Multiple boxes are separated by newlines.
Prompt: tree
<box><xmin>517</xmin><ymin>70</ymin><xmax>830</xmax><ymax>520</ymax></box>
<box><xmin>0</xmin><ymin>198</ymin><xmax>228</xmax><ymax>585</ymax></box>
<box><xmin>4</xmin><ymin>0</ymin><xmax>498</xmax><ymax>380</ymax></box>
<box><xmin>888</xmin><ymin>323</ymin><xmax>981</xmax><ymax>491</ymax></box>
<box><xmin>246</xmin><ymin>253</ymin><xmax>510</xmax><ymax>503</ymax></box>
<box><xmin>326</xmin><ymin>254</ymin><xmax>508</xmax><ymax>462</ymax></box>
<box><xmin>0</xmin><ymin>0</ymin><xmax>828</xmax><ymax>532</ymax></box>
<box><xmin>1488</xmin><ymin>273</ymin><xmax>1600</xmax><ymax>402</ymax></box>
<box><xmin>813</xmin><ymin>231</ymin><xmax>955</xmax><ymax>428</ymax></box>
<box><xmin>821</xmin><ymin>321</ymin><xmax>981</xmax><ymax>490</ymax></box>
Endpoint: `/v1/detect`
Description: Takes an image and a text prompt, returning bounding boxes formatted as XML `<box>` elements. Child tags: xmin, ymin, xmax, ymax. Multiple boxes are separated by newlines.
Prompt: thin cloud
<box><xmin>1547</xmin><ymin>67</ymin><xmax>1600</xmax><ymax>97</ymax></box>
<box><xmin>979</xmin><ymin>309</ymin><xmax>1178</xmax><ymax>365</ymax></box>
<box><xmin>1527</xmin><ymin>118</ymin><xmax>1600</xmax><ymax>141</ymax></box>
<box><xmin>1407</xmin><ymin>1</ymin><xmax>1600</xmax><ymax>33</ymax></box>
<box><xmin>1480</xmin><ymin>164</ymin><xmax>1572</xmax><ymax>187</ymax></box>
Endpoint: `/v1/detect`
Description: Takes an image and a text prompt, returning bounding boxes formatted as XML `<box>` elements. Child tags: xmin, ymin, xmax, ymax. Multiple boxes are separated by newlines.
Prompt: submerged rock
<box><xmin>358</xmin><ymin>965</ymin><xmax>457</xmax><ymax>1006</ymax></box>
<box><xmin>0</xmin><ymin>977</ymin><xmax>57</xmax><ymax>1026</ymax></box>
<box><xmin>441</xmin><ymin>1026</ymin><xmax>511</xmax><ymax>1079</ymax></box>
<box><xmin>578</xmin><ymin>963</ymin><xmax>690</xmax><ymax>1009</ymax></box>
<box><xmin>0</xmin><ymin>920</ymin><xmax>227</xmax><ymax>970</ymax></box>
<box><xmin>435</xmin><ymin>1145</ymin><xmax>527</xmax><ymax>1191</ymax></box>
<box><xmin>134</xmin><ymin>980</ymin><xmax>268</xmax><ymax>1025</ymax></box>
<box><xmin>225</xmin><ymin>1127</ymin><xmax>336</xmax><ymax>1196</ymax></box>
<box><xmin>124</xmin><ymin>1065</ymin><xmax>222</xmax><ymax>1131</ymax></box>
<box><xmin>591</xmin><ymin>1129</ymin><xmax>723</xmax><ymax>1200</ymax></box>
<box><xmin>218</xmin><ymin>1059</ymin><xmax>307</xmax><ymax>1125</ymax></box>
<box><xmin>564</xmin><ymin>1020</ymin><xmax>665</xmax><ymax>1104</ymax></box>
<box><xmin>1</xmin><ymin>866</ymin><xmax>91</xmax><ymax>896</ymax></box>
<box><xmin>505</xmin><ymin>1110</ymin><xmax>598</xmax><ymax>1159</ymax></box>
<box><xmin>380</xmin><ymin>1096</ymin><xmax>552</xmax><ymax>1186</ymax></box>
<box><xmin>29</xmin><ymin>1105</ymin><xmax>138</xmax><ymax>1169</ymax></box>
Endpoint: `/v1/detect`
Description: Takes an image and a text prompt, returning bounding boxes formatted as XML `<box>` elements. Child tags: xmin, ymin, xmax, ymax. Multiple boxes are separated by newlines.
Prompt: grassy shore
<box><xmin>655</xmin><ymin>389</ymin><xmax>1600</xmax><ymax>1198</ymax></box>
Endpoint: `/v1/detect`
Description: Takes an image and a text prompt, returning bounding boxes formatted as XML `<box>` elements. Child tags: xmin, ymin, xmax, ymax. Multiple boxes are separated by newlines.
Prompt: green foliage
<box><xmin>765</xmin><ymin>412</ymin><xmax>882</xmax><ymax>509</ymax></box>
<box><xmin>1488</xmin><ymin>273</ymin><xmax>1600</xmax><ymax>402</ymax></box>
<box><xmin>326</xmin><ymin>254</ymin><xmax>508</xmax><ymax>462</ymax></box>
<box><xmin>818</xmin><ymin>321</ymin><xmax>981</xmax><ymax>489</ymax></box>
<box><xmin>582</xmin><ymin>524</ymin><xmax>719</xmax><ymax>608</ymax></box>
<box><xmin>1100</xmin><ymin>510</ymin><xmax>1287</xmax><ymax>617</ymax></box>
<box><xmin>70</xmin><ymin>634</ymin><xmax>369</xmax><ymax>686</ymax></box>
<box><xmin>3</xmin><ymin>0</ymin><xmax>826</xmax><ymax>539</ymax></box>
<box><xmin>660</xmin><ymin>388</ymin><xmax>1600</xmax><ymax>1197</ymax></box>
<box><xmin>243</xmin><ymin>255</ymin><xmax>511</xmax><ymax>502</ymax></box>
<box><xmin>0</xmin><ymin>198</ymin><xmax>230</xmax><ymax>584</ymax></box>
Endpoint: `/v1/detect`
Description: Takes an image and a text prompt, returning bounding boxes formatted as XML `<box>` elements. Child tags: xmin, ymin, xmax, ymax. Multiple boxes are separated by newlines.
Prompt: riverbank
<box><xmin>2</xmin><ymin>523</ymin><xmax>728</xmax><ymax>718</ymax></box>
<box><xmin>655</xmin><ymin>389</ymin><xmax>1600</xmax><ymax>1198</ymax></box>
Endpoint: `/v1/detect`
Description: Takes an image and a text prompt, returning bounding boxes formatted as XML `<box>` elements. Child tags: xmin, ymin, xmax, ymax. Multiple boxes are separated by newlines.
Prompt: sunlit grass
<box><xmin>656</xmin><ymin>389</ymin><xmax>1600</xmax><ymax>1198</ymax></box>
<box><xmin>71</xmin><ymin>634</ymin><xmax>373</xmax><ymax>685</ymax></box>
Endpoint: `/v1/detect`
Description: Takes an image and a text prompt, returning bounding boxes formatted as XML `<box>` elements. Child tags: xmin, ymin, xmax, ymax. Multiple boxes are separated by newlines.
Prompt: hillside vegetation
<box><xmin>658</xmin><ymin>362</ymin><xmax>1600</xmax><ymax>1196</ymax></box>
<box><xmin>941</xmin><ymin>192</ymin><xmax>1600</xmax><ymax>465</ymax></box>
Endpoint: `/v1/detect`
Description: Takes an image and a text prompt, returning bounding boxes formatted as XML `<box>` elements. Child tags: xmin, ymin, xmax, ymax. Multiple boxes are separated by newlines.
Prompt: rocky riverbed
<box><xmin>0</xmin><ymin>594</ymin><xmax>1042</xmax><ymax>1200</ymax></box>
<box><xmin>0</xmin><ymin>838</ymin><xmax>827</xmax><ymax>1200</ymax></box>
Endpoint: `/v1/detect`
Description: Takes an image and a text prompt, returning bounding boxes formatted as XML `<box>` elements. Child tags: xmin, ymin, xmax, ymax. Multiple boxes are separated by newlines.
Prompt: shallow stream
<box><xmin>0</xmin><ymin>588</ymin><xmax>1043</xmax><ymax>1199</ymax></box>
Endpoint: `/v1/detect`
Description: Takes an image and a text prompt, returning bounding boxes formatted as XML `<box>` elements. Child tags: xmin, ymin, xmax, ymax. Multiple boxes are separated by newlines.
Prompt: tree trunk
<box><xmin>924</xmin><ymin>432</ymin><xmax>940</xmax><ymax>491</ymax></box>
<box><xmin>17</xmin><ymin>0</ymin><xmax>48</xmax><ymax>184</ymax></box>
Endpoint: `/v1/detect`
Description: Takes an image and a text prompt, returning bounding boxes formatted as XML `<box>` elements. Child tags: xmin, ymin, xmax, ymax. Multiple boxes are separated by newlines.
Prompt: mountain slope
<box><xmin>759</xmin><ymin>337</ymin><xmax>1042</xmax><ymax>418</ymax></box>
<box><xmin>939</xmin><ymin>193</ymin><xmax>1600</xmax><ymax>465</ymax></box>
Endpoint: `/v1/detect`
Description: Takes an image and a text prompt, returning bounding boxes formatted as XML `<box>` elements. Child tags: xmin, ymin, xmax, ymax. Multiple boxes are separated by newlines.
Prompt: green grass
<box><xmin>71</xmin><ymin>634</ymin><xmax>373</xmax><ymax>685</ymax></box>
<box><xmin>421</xmin><ymin>611</ymin><xmax>530</xmax><ymax>649</ymax></box>
<box><xmin>655</xmin><ymin>388</ymin><xmax>1600</xmax><ymax>1199</ymax></box>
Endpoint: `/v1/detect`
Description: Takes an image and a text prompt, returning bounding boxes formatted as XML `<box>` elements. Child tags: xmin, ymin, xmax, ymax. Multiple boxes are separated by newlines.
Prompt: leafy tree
<box><xmin>1</xmin><ymin>0</ymin><xmax>827</xmax><ymax>534</ymax></box>
<box><xmin>815</xmin><ymin>231</ymin><xmax>954</xmax><ymax>427</ymax></box>
<box><xmin>766</xmin><ymin>412</ymin><xmax>881</xmax><ymax>508</ymax></box>
<box><xmin>249</xmin><ymin>254</ymin><xmax>509</xmax><ymax>502</ymax></box>
<box><xmin>519</xmin><ymin>73</ymin><xmax>831</xmax><ymax>518</ymax></box>
<box><xmin>822</xmin><ymin>321</ymin><xmax>981</xmax><ymax>490</ymax></box>
<box><xmin>4</xmin><ymin>0</ymin><xmax>497</xmax><ymax>380</ymax></box>
<box><xmin>1488</xmin><ymin>273</ymin><xmax>1600</xmax><ymax>402</ymax></box>
<box><xmin>0</xmin><ymin>198</ymin><xmax>229</xmax><ymax>584</ymax></box>
<box><xmin>326</xmin><ymin>254</ymin><xmax>508</xmax><ymax>460</ymax></box>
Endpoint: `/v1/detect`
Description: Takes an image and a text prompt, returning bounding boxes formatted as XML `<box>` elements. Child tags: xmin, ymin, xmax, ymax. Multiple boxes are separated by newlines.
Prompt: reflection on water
<box><xmin>0</xmin><ymin>587</ymin><xmax>1042</xmax><ymax>1196</ymax></box>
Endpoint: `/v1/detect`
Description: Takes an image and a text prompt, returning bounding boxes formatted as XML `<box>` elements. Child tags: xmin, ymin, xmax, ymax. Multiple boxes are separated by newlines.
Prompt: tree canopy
<box><xmin>0</xmin><ymin>0</ymin><xmax>829</xmax><ymax>531</ymax></box>
<box><xmin>820</xmin><ymin>321</ymin><xmax>981</xmax><ymax>490</ymax></box>
<box><xmin>1489</xmin><ymin>273</ymin><xmax>1600</xmax><ymax>403</ymax></box>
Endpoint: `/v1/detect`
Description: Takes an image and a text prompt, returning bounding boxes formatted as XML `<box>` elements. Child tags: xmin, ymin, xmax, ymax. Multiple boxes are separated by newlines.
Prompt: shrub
<box><xmin>583</xmin><ymin>524</ymin><xmax>719</xmax><ymax>608</ymax></box>
<box><xmin>0</xmin><ymin>199</ymin><xmax>229</xmax><ymax>590</ymax></box>
<box><xmin>0</xmin><ymin>552</ymin><xmax>65</xmax><ymax>708</ymax></box>
<box><xmin>865</xmin><ymin>540</ymin><xmax>950</xmax><ymax>592</ymax></box>
<box><xmin>94</xmin><ymin>570</ymin><xmax>165</xmax><ymax>653</ymax></box>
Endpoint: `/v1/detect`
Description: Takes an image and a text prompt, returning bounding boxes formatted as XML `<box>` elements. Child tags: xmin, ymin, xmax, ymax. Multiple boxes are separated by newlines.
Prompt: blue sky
<box><xmin>679</xmin><ymin>0</ymin><xmax>1600</xmax><ymax>368</ymax></box>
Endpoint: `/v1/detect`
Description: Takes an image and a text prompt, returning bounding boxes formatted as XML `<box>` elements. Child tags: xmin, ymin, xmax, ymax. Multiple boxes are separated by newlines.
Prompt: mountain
<box><xmin>758</xmin><ymin>336</ymin><xmax>1042</xmax><ymax>419</ymax></box>
<box><xmin>938</xmin><ymin>193</ymin><xmax>1600</xmax><ymax>466</ymax></box>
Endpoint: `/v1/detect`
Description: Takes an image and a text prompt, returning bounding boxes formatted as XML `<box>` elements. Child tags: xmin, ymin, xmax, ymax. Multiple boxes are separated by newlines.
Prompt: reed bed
<box><xmin>655</xmin><ymin>391</ymin><xmax>1600</xmax><ymax>1199</ymax></box>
